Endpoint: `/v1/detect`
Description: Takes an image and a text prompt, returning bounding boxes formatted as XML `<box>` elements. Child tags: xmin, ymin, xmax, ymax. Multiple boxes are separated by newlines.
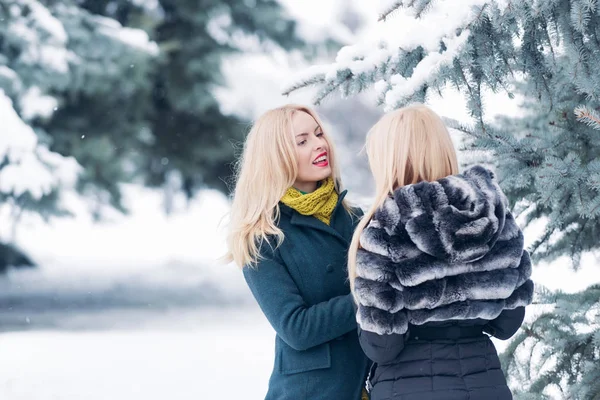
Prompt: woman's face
<box><xmin>291</xmin><ymin>111</ymin><xmax>332</xmax><ymax>193</ymax></box>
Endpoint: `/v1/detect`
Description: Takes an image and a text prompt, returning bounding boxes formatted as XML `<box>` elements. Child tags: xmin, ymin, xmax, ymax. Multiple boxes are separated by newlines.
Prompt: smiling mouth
<box><xmin>313</xmin><ymin>152</ymin><xmax>328</xmax><ymax>167</ymax></box>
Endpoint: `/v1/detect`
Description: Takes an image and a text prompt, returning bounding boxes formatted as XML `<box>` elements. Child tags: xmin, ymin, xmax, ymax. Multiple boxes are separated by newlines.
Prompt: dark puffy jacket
<box><xmin>360</xmin><ymin>309</ymin><xmax>525</xmax><ymax>400</ymax></box>
<box><xmin>354</xmin><ymin>166</ymin><xmax>534</xmax><ymax>400</ymax></box>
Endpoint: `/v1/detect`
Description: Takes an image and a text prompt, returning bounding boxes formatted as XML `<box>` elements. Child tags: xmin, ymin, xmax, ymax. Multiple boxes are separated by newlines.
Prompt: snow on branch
<box><xmin>378</xmin><ymin>0</ymin><xmax>404</xmax><ymax>22</ymax></box>
<box><xmin>0</xmin><ymin>90</ymin><xmax>80</xmax><ymax>200</ymax></box>
<box><xmin>384</xmin><ymin>29</ymin><xmax>470</xmax><ymax>109</ymax></box>
<box><xmin>284</xmin><ymin>0</ymin><xmax>501</xmax><ymax>106</ymax></box>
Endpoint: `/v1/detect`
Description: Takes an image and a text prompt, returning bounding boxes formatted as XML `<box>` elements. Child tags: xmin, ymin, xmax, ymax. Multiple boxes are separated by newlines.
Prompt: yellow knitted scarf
<box><xmin>280</xmin><ymin>177</ymin><xmax>338</xmax><ymax>225</ymax></box>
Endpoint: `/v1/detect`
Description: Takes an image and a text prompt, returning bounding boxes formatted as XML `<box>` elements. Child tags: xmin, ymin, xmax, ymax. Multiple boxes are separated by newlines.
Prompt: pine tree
<box><xmin>0</xmin><ymin>89</ymin><xmax>79</xmax><ymax>231</ymax></box>
<box><xmin>0</xmin><ymin>1</ymin><xmax>83</xmax><ymax>242</ymax></box>
<box><xmin>3</xmin><ymin>0</ymin><xmax>307</xmax><ymax>217</ymax></box>
<box><xmin>285</xmin><ymin>1</ymin><xmax>600</xmax><ymax>397</ymax></box>
<box><xmin>75</xmin><ymin>0</ymin><xmax>305</xmax><ymax>199</ymax></box>
<box><xmin>501</xmin><ymin>284</ymin><xmax>600</xmax><ymax>399</ymax></box>
<box><xmin>1</xmin><ymin>0</ymin><xmax>159</xmax><ymax>218</ymax></box>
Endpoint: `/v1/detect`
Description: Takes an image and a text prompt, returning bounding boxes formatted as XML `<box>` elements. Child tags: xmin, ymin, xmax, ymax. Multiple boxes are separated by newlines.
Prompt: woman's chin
<box><xmin>315</xmin><ymin>166</ymin><xmax>332</xmax><ymax>178</ymax></box>
<box><xmin>317</xmin><ymin>170</ymin><xmax>332</xmax><ymax>181</ymax></box>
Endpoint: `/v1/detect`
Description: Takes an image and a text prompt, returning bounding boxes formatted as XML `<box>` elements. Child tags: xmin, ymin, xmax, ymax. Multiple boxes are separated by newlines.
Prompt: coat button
<box><xmin>326</xmin><ymin>265</ymin><xmax>334</xmax><ymax>273</ymax></box>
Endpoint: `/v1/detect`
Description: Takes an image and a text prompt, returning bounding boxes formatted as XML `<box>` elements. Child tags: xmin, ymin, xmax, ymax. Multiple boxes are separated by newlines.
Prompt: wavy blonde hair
<box><xmin>348</xmin><ymin>104</ymin><xmax>459</xmax><ymax>292</ymax></box>
<box><xmin>225</xmin><ymin>104</ymin><xmax>347</xmax><ymax>268</ymax></box>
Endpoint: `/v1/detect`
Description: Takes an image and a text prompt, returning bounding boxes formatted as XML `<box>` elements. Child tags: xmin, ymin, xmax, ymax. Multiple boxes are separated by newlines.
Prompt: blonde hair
<box><xmin>225</xmin><ymin>104</ymin><xmax>347</xmax><ymax>268</ymax></box>
<box><xmin>348</xmin><ymin>104</ymin><xmax>459</xmax><ymax>292</ymax></box>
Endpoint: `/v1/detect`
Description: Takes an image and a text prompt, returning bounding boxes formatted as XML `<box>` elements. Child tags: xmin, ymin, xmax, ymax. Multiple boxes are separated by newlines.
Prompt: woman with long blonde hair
<box><xmin>225</xmin><ymin>104</ymin><xmax>369</xmax><ymax>400</ymax></box>
<box><xmin>349</xmin><ymin>104</ymin><xmax>534</xmax><ymax>400</ymax></box>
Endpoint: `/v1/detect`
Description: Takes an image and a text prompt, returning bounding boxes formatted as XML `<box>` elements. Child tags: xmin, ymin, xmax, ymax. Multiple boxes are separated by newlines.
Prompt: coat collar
<box><xmin>279</xmin><ymin>190</ymin><xmax>350</xmax><ymax>244</ymax></box>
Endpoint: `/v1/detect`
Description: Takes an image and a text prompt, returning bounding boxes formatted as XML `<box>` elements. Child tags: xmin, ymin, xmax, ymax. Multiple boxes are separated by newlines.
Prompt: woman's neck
<box><xmin>293</xmin><ymin>181</ymin><xmax>318</xmax><ymax>193</ymax></box>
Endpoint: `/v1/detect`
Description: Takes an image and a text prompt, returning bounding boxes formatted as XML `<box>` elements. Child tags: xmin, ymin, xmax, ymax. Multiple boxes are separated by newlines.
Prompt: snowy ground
<box><xmin>0</xmin><ymin>307</ymin><xmax>276</xmax><ymax>400</ymax></box>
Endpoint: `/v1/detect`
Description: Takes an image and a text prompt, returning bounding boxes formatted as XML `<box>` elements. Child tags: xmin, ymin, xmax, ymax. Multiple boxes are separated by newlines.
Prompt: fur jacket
<box><xmin>355</xmin><ymin>165</ymin><xmax>534</xmax><ymax>335</ymax></box>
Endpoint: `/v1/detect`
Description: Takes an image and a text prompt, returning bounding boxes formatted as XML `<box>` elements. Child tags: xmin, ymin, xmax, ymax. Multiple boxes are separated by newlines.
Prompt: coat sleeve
<box><xmin>243</xmin><ymin>244</ymin><xmax>357</xmax><ymax>351</ymax></box>
<box><xmin>483</xmin><ymin>306</ymin><xmax>526</xmax><ymax>340</ymax></box>
<box><xmin>357</xmin><ymin>326</ymin><xmax>406</xmax><ymax>364</ymax></box>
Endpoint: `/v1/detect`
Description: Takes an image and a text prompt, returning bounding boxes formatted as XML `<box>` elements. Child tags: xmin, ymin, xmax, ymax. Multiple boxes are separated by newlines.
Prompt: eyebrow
<box><xmin>295</xmin><ymin>125</ymin><xmax>321</xmax><ymax>138</ymax></box>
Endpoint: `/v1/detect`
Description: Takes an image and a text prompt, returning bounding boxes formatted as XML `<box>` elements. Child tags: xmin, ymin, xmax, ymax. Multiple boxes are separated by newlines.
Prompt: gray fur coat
<box><xmin>355</xmin><ymin>165</ymin><xmax>534</xmax><ymax>335</ymax></box>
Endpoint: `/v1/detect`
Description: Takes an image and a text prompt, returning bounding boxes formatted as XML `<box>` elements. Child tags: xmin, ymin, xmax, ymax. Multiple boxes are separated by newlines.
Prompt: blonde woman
<box><xmin>348</xmin><ymin>104</ymin><xmax>534</xmax><ymax>400</ymax></box>
<box><xmin>225</xmin><ymin>104</ymin><xmax>370</xmax><ymax>400</ymax></box>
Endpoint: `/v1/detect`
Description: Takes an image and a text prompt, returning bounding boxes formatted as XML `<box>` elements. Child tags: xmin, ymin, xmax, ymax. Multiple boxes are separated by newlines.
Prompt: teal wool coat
<box><xmin>243</xmin><ymin>191</ymin><xmax>370</xmax><ymax>400</ymax></box>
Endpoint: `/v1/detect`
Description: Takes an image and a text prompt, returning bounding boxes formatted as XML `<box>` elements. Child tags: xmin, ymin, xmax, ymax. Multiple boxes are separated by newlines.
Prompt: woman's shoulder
<box><xmin>276</xmin><ymin>201</ymin><xmax>295</xmax><ymax>224</ymax></box>
<box><xmin>243</xmin><ymin>236</ymin><xmax>286</xmax><ymax>274</ymax></box>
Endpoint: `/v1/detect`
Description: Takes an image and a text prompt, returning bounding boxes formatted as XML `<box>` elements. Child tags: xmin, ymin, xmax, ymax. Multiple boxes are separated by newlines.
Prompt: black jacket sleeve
<box><xmin>357</xmin><ymin>326</ymin><xmax>407</xmax><ymax>364</ymax></box>
<box><xmin>483</xmin><ymin>306</ymin><xmax>526</xmax><ymax>340</ymax></box>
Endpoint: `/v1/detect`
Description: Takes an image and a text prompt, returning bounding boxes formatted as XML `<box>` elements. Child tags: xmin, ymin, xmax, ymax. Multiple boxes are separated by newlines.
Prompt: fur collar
<box><xmin>355</xmin><ymin>165</ymin><xmax>534</xmax><ymax>335</ymax></box>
